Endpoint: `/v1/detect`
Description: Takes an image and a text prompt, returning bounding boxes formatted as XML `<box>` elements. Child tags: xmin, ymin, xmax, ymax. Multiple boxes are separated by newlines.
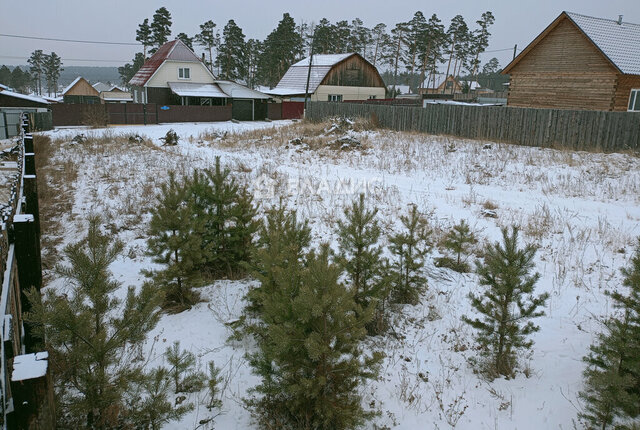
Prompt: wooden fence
<box><xmin>307</xmin><ymin>102</ymin><xmax>640</xmax><ymax>151</ymax></box>
<box><xmin>0</xmin><ymin>116</ymin><xmax>55</xmax><ymax>429</ymax></box>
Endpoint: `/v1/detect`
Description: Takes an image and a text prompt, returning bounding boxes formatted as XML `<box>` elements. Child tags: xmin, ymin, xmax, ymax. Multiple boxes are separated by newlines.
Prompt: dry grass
<box><xmin>35</xmin><ymin>135</ymin><xmax>77</xmax><ymax>274</ymax></box>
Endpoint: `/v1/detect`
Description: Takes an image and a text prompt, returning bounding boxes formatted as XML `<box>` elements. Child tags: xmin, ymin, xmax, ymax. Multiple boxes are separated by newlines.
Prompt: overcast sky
<box><xmin>1</xmin><ymin>0</ymin><xmax>638</xmax><ymax>70</ymax></box>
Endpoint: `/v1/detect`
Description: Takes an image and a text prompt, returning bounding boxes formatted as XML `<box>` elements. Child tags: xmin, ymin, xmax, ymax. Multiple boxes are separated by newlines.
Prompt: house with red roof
<box><xmin>129</xmin><ymin>39</ymin><xmax>271</xmax><ymax>120</ymax></box>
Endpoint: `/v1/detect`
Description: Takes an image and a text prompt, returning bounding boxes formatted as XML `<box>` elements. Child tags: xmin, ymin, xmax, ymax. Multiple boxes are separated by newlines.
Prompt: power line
<box><xmin>0</xmin><ymin>33</ymin><xmax>139</xmax><ymax>46</ymax></box>
<box><xmin>0</xmin><ymin>55</ymin><xmax>130</xmax><ymax>63</ymax></box>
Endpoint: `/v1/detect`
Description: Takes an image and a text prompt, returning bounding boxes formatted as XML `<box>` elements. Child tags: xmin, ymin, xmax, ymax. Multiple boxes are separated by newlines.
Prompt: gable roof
<box><xmin>129</xmin><ymin>39</ymin><xmax>207</xmax><ymax>87</ymax></box>
<box><xmin>0</xmin><ymin>88</ymin><xmax>49</xmax><ymax>105</ymax></box>
<box><xmin>503</xmin><ymin>11</ymin><xmax>640</xmax><ymax>75</ymax></box>
<box><xmin>273</xmin><ymin>53</ymin><xmax>357</xmax><ymax>95</ymax></box>
<box><xmin>421</xmin><ymin>74</ymin><xmax>459</xmax><ymax>89</ymax></box>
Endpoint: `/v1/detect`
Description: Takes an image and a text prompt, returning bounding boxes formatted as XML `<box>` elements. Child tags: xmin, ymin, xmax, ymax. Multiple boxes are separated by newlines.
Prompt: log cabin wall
<box><xmin>65</xmin><ymin>79</ymin><xmax>99</xmax><ymax>97</ymax></box>
<box><xmin>613</xmin><ymin>74</ymin><xmax>640</xmax><ymax>111</ymax></box>
<box><xmin>507</xmin><ymin>18</ymin><xmax>618</xmax><ymax>111</ymax></box>
<box><xmin>321</xmin><ymin>56</ymin><xmax>385</xmax><ymax>88</ymax></box>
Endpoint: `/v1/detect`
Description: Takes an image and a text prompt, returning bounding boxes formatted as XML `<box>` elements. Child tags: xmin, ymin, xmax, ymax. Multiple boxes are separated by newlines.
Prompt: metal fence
<box><xmin>307</xmin><ymin>102</ymin><xmax>640</xmax><ymax>151</ymax></box>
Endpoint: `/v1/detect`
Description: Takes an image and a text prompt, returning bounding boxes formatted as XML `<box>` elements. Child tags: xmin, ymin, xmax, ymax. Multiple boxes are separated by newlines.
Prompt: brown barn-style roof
<box><xmin>269</xmin><ymin>53</ymin><xmax>384</xmax><ymax>96</ymax></box>
<box><xmin>129</xmin><ymin>39</ymin><xmax>208</xmax><ymax>87</ymax></box>
<box><xmin>503</xmin><ymin>11</ymin><xmax>640</xmax><ymax>75</ymax></box>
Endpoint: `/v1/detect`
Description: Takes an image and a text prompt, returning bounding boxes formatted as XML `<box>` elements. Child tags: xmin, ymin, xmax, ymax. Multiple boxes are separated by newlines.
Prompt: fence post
<box><xmin>12</xmin><ymin>214</ymin><xmax>43</xmax><ymax>353</ymax></box>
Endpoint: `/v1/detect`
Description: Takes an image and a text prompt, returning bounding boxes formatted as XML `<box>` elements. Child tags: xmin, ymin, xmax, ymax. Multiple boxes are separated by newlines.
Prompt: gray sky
<box><xmin>1</xmin><ymin>0</ymin><xmax>638</xmax><ymax>70</ymax></box>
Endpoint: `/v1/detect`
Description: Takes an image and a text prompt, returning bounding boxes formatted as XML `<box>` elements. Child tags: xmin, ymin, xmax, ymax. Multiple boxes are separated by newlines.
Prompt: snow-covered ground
<box><xmin>41</xmin><ymin>119</ymin><xmax>640</xmax><ymax>429</ymax></box>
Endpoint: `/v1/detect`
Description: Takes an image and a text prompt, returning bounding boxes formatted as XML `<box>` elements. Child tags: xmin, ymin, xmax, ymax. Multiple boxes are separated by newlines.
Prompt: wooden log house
<box><xmin>502</xmin><ymin>11</ymin><xmax>640</xmax><ymax>111</ymax></box>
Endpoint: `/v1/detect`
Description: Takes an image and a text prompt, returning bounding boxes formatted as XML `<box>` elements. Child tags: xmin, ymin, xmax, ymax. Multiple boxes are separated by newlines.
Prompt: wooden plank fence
<box><xmin>307</xmin><ymin>102</ymin><xmax>640</xmax><ymax>151</ymax></box>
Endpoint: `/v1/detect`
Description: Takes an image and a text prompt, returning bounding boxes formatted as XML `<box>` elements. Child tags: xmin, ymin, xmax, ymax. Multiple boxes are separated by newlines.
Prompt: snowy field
<box><xmin>40</xmin><ymin>119</ymin><xmax>640</xmax><ymax>429</ymax></box>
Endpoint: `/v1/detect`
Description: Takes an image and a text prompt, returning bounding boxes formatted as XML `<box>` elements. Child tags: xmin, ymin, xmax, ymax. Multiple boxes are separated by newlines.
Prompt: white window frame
<box><xmin>628</xmin><ymin>89</ymin><xmax>640</xmax><ymax>112</ymax></box>
<box><xmin>178</xmin><ymin>67</ymin><xmax>191</xmax><ymax>80</ymax></box>
<box><xmin>328</xmin><ymin>94</ymin><xmax>343</xmax><ymax>102</ymax></box>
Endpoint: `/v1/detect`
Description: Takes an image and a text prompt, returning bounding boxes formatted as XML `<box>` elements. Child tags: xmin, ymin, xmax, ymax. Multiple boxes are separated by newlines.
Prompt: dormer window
<box><xmin>178</xmin><ymin>68</ymin><xmax>191</xmax><ymax>80</ymax></box>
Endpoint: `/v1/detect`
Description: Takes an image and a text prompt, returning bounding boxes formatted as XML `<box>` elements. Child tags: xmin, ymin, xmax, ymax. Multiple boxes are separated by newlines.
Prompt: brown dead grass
<box><xmin>35</xmin><ymin>134</ymin><xmax>77</xmax><ymax>275</ymax></box>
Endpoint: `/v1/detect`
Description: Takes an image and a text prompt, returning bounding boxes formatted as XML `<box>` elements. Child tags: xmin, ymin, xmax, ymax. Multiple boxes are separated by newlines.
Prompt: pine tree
<box><xmin>248</xmin><ymin>244</ymin><xmax>382</xmax><ymax>430</ymax></box>
<box><xmin>463</xmin><ymin>226</ymin><xmax>549</xmax><ymax>378</ymax></box>
<box><xmin>136</xmin><ymin>18</ymin><xmax>153</xmax><ymax>58</ymax></box>
<box><xmin>10</xmin><ymin>66</ymin><xmax>31</xmax><ymax>93</ymax></box>
<box><xmin>217</xmin><ymin>19</ymin><xmax>247</xmax><ymax>81</ymax></box>
<box><xmin>469</xmin><ymin>12</ymin><xmax>495</xmax><ymax>81</ymax></box>
<box><xmin>206</xmin><ymin>361</ymin><xmax>223</xmax><ymax>410</ymax></box>
<box><xmin>388</xmin><ymin>205</ymin><xmax>431</xmax><ymax>305</ymax></box>
<box><xmin>126</xmin><ymin>367</ymin><xmax>193</xmax><ymax>430</ymax></box>
<box><xmin>436</xmin><ymin>219</ymin><xmax>477</xmax><ymax>272</ymax></box>
<box><xmin>27</xmin><ymin>49</ymin><xmax>45</xmax><ymax>95</ymax></box>
<box><xmin>337</xmin><ymin>194</ymin><xmax>388</xmax><ymax>334</ymax></box>
<box><xmin>150</xmin><ymin>7</ymin><xmax>172</xmax><ymax>52</ymax></box>
<box><xmin>579</xmin><ymin>240</ymin><xmax>640</xmax><ymax>428</ymax></box>
<box><xmin>26</xmin><ymin>217</ymin><xmax>162</xmax><ymax>428</ymax></box>
<box><xmin>418</xmin><ymin>14</ymin><xmax>446</xmax><ymax>92</ymax></box>
<box><xmin>195</xmin><ymin>20</ymin><xmax>218</xmax><ymax>72</ymax></box>
<box><xmin>43</xmin><ymin>52</ymin><xmax>63</xmax><ymax>96</ymax></box>
<box><xmin>190</xmin><ymin>158</ymin><xmax>258</xmax><ymax>278</ymax></box>
<box><xmin>258</xmin><ymin>13</ymin><xmax>303</xmax><ymax>87</ymax></box>
<box><xmin>176</xmin><ymin>32</ymin><xmax>194</xmax><ymax>50</ymax></box>
<box><xmin>0</xmin><ymin>65</ymin><xmax>11</xmax><ymax>87</ymax></box>
<box><xmin>244</xmin><ymin>203</ymin><xmax>311</xmax><ymax>317</ymax></box>
<box><xmin>118</xmin><ymin>52</ymin><xmax>145</xmax><ymax>88</ymax></box>
<box><xmin>146</xmin><ymin>171</ymin><xmax>207</xmax><ymax>312</ymax></box>
<box><xmin>313</xmin><ymin>18</ymin><xmax>336</xmax><ymax>54</ymax></box>
<box><xmin>370</xmin><ymin>23</ymin><xmax>389</xmax><ymax>67</ymax></box>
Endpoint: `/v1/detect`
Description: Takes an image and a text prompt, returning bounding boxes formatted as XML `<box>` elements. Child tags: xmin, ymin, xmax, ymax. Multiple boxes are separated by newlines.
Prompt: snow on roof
<box><xmin>566</xmin><ymin>12</ymin><xmax>640</xmax><ymax>75</ymax></box>
<box><xmin>92</xmin><ymin>82</ymin><xmax>112</xmax><ymax>93</ymax></box>
<box><xmin>168</xmin><ymin>81</ymin><xmax>270</xmax><ymax>99</ymax></box>
<box><xmin>169</xmin><ymin>82</ymin><xmax>228</xmax><ymax>98</ymax></box>
<box><xmin>462</xmin><ymin>81</ymin><xmax>481</xmax><ymax>90</ymax></box>
<box><xmin>62</xmin><ymin>77</ymin><xmax>83</xmax><ymax>95</ymax></box>
<box><xmin>130</xmin><ymin>39</ymin><xmax>206</xmax><ymax>87</ymax></box>
<box><xmin>262</xmin><ymin>87</ymin><xmax>306</xmax><ymax>96</ymax></box>
<box><xmin>275</xmin><ymin>53</ymin><xmax>356</xmax><ymax>94</ymax></box>
<box><xmin>0</xmin><ymin>88</ymin><xmax>50</xmax><ymax>105</ymax></box>
<box><xmin>422</xmin><ymin>74</ymin><xmax>446</xmax><ymax>89</ymax></box>
<box><xmin>291</xmin><ymin>53</ymin><xmax>353</xmax><ymax>67</ymax></box>
<box><xmin>214</xmin><ymin>81</ymin><xmax>270</xmax><ymax>99</ymax></box>
<box><xmin>12</xmin><ymin>351</ymin><xmax>49</xmax><ymax>381</ymax></box>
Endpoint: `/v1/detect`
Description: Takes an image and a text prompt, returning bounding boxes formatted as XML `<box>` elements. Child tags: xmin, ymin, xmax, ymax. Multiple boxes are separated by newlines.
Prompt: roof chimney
<box><xmin>202</xmin><ymin>53</ymin><xmax>205</xmax><ymax>63</ymax></box>
<box><xmin>618</xmin><ymin>15</ymin><xmax>623</xmax><ymax>25</ymax></box>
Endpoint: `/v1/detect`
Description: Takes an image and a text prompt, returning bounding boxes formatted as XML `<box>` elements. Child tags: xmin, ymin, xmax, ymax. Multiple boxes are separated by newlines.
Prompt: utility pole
<box><xmin>303</xmin><ymin>26</ymin><xmax>316</xmax><ymax>119</ymax></box>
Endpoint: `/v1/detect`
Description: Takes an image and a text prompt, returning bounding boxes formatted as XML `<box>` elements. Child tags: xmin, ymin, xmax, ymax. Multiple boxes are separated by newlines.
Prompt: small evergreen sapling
<box><xmin>436</xmin><ymin>219</ymin><xmax>477</xmax><ymax>273</ymax></box>
<box><xmin>146</xmin><ymin>171</ymin><xmax>207</xmax><ymax>312</ymax></box>
<box><xmin>388</xmin><ymin>205</ymin><xmax>432</xmax><ymax>305</ymax></box>
<box><xmin>248</xmin><ymin>245</ymin><xmax>382</xmax><ymax>430</ymax></box>
<box><xmin>26</xmin><ymin>217</ymin><xmax>163</xmax><ymax>428</ymax></box>
<box><xmin>127</xmin><ymin>367</ymin><xmax>193</xmax><ymax>430</ymax></box>
<box><xmin>244</xmin><ymin>203</ymin><xmax>311</xmax><ymax>318</ymax></box>
<box><xmin>463</xmin><ymin>226</ymin><xmax>549</xmax><ymax>378</ymax></box>
<box><xmin>579</xmin><ymin>239</ymin><xmax>640</xmax><ymax>428</ymax></box>
<box><xmin>190</xmin><ymin>157</ymin><xmax>259</xmax><ymax>278</ymax></box>
<box><xmin>336</xmin><ymin>193</ymin><xmax>389</xmax><ymax>334</ymax></box>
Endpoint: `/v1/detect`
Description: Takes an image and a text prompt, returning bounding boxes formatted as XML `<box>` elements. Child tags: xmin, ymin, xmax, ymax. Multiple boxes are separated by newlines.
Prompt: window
<box><xmin>368</xmin><ymin>95</ymin><xmax>377</xmax><ymax>100</ymax></box>
<box><xmin>328</xmin><ymin>94</ymin><xmax>343</xmax><ymax>102</ymax></box>
<box><xmin>629</xmin><ymin>89</ymin><xmax>640</xmax><ymax>112</ymax></box>
<box><xmin>178</xmin><ymin>67</ymin><xmax>191</xmax><ymax>79</ymax></box>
